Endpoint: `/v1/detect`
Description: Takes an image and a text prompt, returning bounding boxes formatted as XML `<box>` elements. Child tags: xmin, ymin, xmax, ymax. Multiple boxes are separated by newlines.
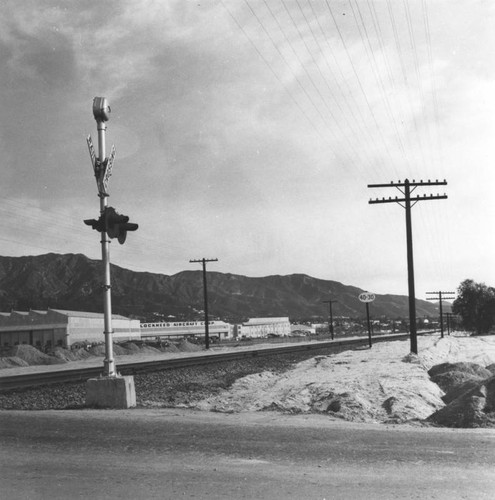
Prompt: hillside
<box><xmin>0</xmin><ymin>253</ymin><xmax>440</xmax><ymax>321</ymax></box>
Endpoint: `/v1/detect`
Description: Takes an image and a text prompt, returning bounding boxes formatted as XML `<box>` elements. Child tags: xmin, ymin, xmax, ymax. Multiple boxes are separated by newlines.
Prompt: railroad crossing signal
<box><xmin>105</xmin><ymin>207</ymin><xmax>138</xmax><ymax>244</ymax></box>
<box><xmin>86</xmin><ymin>136</ymin><xmax>115</xmax><ymax>196</ymax></box>
<box><xmin>84</xmin><ymin>206</ymin><xmax>138</xmax><ymax>244</ymax></box>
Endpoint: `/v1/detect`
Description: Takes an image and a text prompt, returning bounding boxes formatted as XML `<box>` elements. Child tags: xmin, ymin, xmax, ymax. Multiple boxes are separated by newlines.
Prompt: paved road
<box><xmin>1</xmin><ymin>409</ymin><xmax>494</xmax><ymax>499</ymax></box>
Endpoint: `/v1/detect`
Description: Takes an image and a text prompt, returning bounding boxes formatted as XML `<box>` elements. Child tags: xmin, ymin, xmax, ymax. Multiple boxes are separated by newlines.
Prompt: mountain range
<box><xmin>0</xmin><ymin>253</ymin><xmax>442</xmax><ymax>322</ymax></box>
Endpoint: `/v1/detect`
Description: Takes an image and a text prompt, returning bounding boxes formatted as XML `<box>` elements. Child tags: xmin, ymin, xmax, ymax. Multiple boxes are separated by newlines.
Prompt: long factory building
<box><xmin>0</xmin><ymin>310</ymin><xmax>292</xmax><ymax>349</ymax></box>
<box><xmin>0</xmin><ymin>309</ymin><xmax>140</xmax><ymax>349</ymax></box>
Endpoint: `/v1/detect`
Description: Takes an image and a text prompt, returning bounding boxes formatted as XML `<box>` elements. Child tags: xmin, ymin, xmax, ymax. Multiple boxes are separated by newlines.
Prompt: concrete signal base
<box><xmin>86</xmin><ymin>375</ymin><xmax>136</xmax><ymax>409</ymax></box>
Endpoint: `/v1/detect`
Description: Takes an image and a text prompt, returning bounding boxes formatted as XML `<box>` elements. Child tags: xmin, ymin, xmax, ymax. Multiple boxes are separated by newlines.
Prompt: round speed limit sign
<box><xmin>358</xmin><ymin>292</ymin><xmax>375</xmax><ymax>303</ymax></box>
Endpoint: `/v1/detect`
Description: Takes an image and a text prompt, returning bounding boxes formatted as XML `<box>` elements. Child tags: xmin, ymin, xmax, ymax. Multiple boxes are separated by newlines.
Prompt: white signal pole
<box><xmin>85</xmin><ymin>97</ymin><xmax>136</xmax><ymax>409</ymax></box>
<box><xmin>90</xmin><ymin>97</ymin><xmax>116</xmax><ymax>377</ymax></box>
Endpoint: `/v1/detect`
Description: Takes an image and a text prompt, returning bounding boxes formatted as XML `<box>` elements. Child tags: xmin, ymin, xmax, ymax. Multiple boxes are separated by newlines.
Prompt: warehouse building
<box><xmin>140</xmin><ymin>320</ymin><xmax>233</xmax><ymax>341</ymax></box>
<box><xmin>0</xmin><ymin>309</ymin><xmax>140</xmax><ymax>349</ymax></box>
<box><xmin>235</xmin><ymin>317</ymin><xmax>291</xmax><ymax>339</ymax></box>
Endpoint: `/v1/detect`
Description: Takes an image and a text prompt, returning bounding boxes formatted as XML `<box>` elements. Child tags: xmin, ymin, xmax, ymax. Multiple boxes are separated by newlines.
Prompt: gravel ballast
<box><xmin>0</xmin><ymin>345</ymin><xmax>351</xmax><ymax>411</ymax></box>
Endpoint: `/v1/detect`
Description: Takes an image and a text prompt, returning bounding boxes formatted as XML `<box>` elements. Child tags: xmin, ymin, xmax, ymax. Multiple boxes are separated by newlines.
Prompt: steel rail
<box><xmin>0</xmin><ymin>332</ymin><xmax>424</xmax><ymax>392</ymax></box>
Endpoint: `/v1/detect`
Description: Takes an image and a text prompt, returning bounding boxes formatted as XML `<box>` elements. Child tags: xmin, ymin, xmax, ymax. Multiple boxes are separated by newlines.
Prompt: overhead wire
<box><xmin>348</xmin><ymin>0</ymin><xmax>405</xmax><ymax>176</ymax></box>
<box><xmin>257</xmin><ymin>0</ymin><xmax>372</xmax><ymax>177</ymax></box>
<box><xmin>0</xmin><ymin>198</ymin><xmax>188</xmax><ymax>274</ymax></box>
<box><xmin>303</xmin><ymin>0</ymin><xmax>386</xmax><ymax>177</ymax></box>
<box><xmin>294</xmin><ymin>0</ymin><xmax>391</xmax><ymax>180</ymax></box>
<box><xmin>385</xmin><ymin>0</ymin><xmax>427</xmax><ymax>171</ymax></box>
<box><xmin>220</xmin><ymin>0</ymin><xmax>331</xmax><ymax>149</ymax></box>
<box><xmin>400</xmin><ymin>0</ymin><xmax>450</xmax><ymax>289</ymax></box>
<box><xmin>2</xmin><ymin>2</ymin><xmax>456</xmax><ymax>293</ymax></box>
<box><xmin>419</xmin><ymin>0</ymin><xmax>453</xmax><ymax>288</ymax></box>
<box><xmin>323</xmin><ymin>0</ymin><xmax>399</xmax><ymax>177</ymax></box>
<box><xmin>241</xmin><ymin>0</ymin><xmax>364</xmax><ymax>169</ymax></box>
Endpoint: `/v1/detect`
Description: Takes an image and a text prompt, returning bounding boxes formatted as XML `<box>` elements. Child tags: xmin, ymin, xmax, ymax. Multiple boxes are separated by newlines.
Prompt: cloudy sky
<box><xmin>0</xmin><ymin>0</ymin><xmax>493</xmax><ymax>300</ymax></box>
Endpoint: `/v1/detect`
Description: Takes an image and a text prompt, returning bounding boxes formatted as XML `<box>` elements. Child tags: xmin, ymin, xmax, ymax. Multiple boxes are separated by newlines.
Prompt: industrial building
<box><xmin>235</xmin><ymin>317</ymin><xmax>291</xmax><ymax>339</ymax></box>
<box><xmin>0</xmin><ymin>309</ymin><xmax>140</xmax><ymax>349</ymax></box>
<box><xmin>140</xmin><ymin>320</ymin><xmax>233</xmax><ymax>341</ymax></box>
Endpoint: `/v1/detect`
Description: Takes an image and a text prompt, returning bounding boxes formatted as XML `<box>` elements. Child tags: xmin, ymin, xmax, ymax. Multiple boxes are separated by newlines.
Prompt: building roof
<box><xmin>0</xmin><ymin>309</ymin><xmax>131</xmax><ymax>321</ymax></box>
<box><xmin>48</xmin><ymin>309</ymin><xmax>129</xmax><ymax>320</ymax></box>
<box><xmin>243</xmin><ymin>317</ymin><xmax>289</xmax><ymax>325</ymax></box>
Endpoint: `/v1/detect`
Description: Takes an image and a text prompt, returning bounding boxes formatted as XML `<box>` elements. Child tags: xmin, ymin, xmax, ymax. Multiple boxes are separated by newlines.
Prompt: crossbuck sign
<box><xmin>358</xmin><ymin>292</ymin><xmax>375</xmax><ymax>303</ymax></box>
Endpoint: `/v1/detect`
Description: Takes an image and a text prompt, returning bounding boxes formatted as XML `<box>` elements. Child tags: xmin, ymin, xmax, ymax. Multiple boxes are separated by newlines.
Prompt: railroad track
<box><xmin>0</xmin><ymin>332</ymin><xmax>425</xmax><ymax>392</ymax></box>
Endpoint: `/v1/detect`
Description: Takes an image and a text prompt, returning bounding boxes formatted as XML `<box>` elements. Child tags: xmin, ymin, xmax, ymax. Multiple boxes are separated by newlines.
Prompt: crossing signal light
<box><xmin>84</xmin><ymin>207</ymin><xmax>138</xmax><ymax>244</ymax></box>
<box><xmin>84</xmin><ymin>216</ymin><xmax>105</xmax><ymax>232</ymax></box>
<box><xmin>104</xmin><ymin>206</ymin><xmax>138</xmax><ymax>244</ymax></box>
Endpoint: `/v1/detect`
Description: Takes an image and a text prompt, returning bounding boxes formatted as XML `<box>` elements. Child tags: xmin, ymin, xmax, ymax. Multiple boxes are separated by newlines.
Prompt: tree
<box><xmin>452</xmin><ymin>279</ymin><xmax>495</xmax><ymax>335</ymax></box>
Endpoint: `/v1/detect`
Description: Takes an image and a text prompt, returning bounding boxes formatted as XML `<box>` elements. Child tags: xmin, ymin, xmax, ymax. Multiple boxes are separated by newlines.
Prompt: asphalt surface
<box><xmin>1</xmin><ymin>409</ymin><xmax>494</xmax><ymax>499</ymax></box>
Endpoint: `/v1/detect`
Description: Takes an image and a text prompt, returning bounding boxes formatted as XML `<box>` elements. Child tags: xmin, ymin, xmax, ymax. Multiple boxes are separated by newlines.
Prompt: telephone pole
<box><xmin>190</xmin><ymin>258</ymin><xmax>218</xmax><ymax>349</ymax></box>
<box><xmin>444</xmin><ymin>312</ymin><xmax>455</xmax><ymax>335</ymax></box>
<box><xmin>322</xmin><ymin>299</ymin><xmax>337</xmax><ymax>340</ymax></box>
<box><xmin>426</xmin><ymin>291</ymin><xmax>455</xmax><ymax>338</ymax></box>
<box><xmin>368</xmin><ymin>179</ymin><xmax>447</xmax><ymax>354</ymax></box>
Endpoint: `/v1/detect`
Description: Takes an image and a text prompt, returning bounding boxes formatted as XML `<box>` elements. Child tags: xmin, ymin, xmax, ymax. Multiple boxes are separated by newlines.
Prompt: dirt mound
<box><xmin>428</xmin><ymin>361</ymin><xmax>491</xmax><ymax>379</ymax></box>
<box><xmin>0</xmin><ymin>356</ymin><xmax>30</xmax><ymax>369</ymax></box>
<box><xmin>121</xmin><ymin>342</ymin><xmax>161</xmax><ymax>354</ymax></box>
<box><xmin>428</xmin><ymin>375</ymin><xmax>495</xmax><ymax>428</ymax></box>
<box><xmin>50</xmin><ymin>347</ymin><xmax>82</xmax><ymax>362</ymax></box>
<box><xmin>89</xmin><ymin>344</ymin><xmax>132</xmax><ymax>356</ymax></box>
<box><xmin>122</xmin><ymin>342</ymin><xmax>141</xmax><ymax>352</ymax></box>
<box><xmin>442</xmin><ymin>380</ymin><xmax>483</xmax><ymax>404</ymax></box>
<box><xmin>139</xmin><ymin>345</ymin><xmax>162</xmax><ymax>354</ymax></box>
<box><xmin>486</xmin><ymin>363</ymin><xmax>495</xmax><ymax>374</ymax></box>
<box><xmin>177</xmin><ymin>340</ymin><xmax>202</xmax><ymax>352</ymax></box>
<box><xmin>4</xmin><ymin>345</ymin><xmax>65</xmax><ymax>366</ymax></box>
<box><xmin>428</xmin><ymin>362</ymin><xmax>492</xmax><ymax>394</ymax></box>
<box><xmin>161</xmin><ymin>343</ymin><xmax>180</xmax><ymax>353</ymax></box>
<box><xmin>70</xmin><ymin>348</ymin><xmax>93</xmax><ymax>360</ymax></box>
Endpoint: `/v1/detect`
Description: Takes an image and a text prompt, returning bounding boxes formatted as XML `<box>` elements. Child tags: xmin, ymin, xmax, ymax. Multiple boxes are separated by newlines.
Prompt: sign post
<box><xmin>359</xmin><ymin>292</ymin><xmax>375</xmax><ymax>348</ymax></box>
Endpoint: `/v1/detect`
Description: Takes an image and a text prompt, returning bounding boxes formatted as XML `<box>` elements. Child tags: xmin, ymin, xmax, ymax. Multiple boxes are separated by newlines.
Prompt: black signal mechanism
<box><xmin>84</xmin><ymin>206</ymin><xmax>138</xmax><ymax>244</ymax></box>
<box><xmin>104</xmin><ymin>206</ymin><xmax>138</xmax><ymax>244</ymax></box>
<box><xmin>84</xmin><ymin>216</ymin><xmax>105</xmax><ymax>233</ymax></box>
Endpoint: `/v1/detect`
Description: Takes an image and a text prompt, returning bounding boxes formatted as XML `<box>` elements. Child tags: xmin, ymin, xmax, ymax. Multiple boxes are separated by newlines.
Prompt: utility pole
<box><xmin>426</xmin><ymin>291</ymin><xmax>455</xmax><ymax>338</ymax></box>
<box><xmin>368</xmin><ymin>179</ymin><xmax>447</xmax><ymax>354</ymax></box>
<box><xmin>322</xmin><ymin>299</ymin><xmax>337</xmax><ymax>340</ymax></box>
<box><xmin>190</xmin><ymin>258</ymin><xmax>218</xmax><ymax>349</ymax></box>
<box><xmin>444</xmin><ymin>312</ymin><xmax>455</xmax><ymax>335</ymax></box>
